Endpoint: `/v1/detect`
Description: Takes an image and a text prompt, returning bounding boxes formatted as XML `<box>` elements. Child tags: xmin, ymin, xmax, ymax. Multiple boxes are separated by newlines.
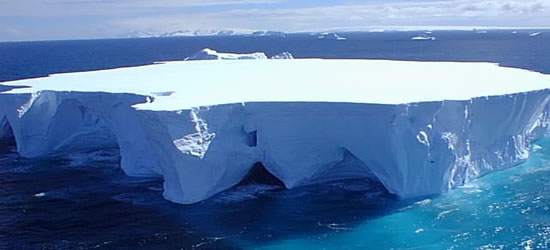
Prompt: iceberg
<box><xmin>0</xmin><ymin>57</ymin><xmax>549</xmax><ymax>204</ymax></box>
<box><xmin>411</xmin><ymin>34</ymin><xmax>436</xmax><ymax>40</ymax></box>
<box><xmin>317</xmin><ymin>32</ymin><xmax>347</xmax><ymax>40</ymax></box>
<box><xmin>185</xmin><ymin>48</ymin><xmax>269</xmax><ymax>60</ymax></box>
<box><xmin>251</xmin><ymin>31</ymin><xmax>287</xmax><ymax>37</ymax></box>
<box><xmin>185</xmin><ymin>48</ymin><xmax>294</xmax><ymax>61</ymax></box>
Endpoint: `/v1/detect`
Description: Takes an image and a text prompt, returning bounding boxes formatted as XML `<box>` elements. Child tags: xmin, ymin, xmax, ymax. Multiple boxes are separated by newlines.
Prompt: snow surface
<box><xmin>4</xmin><ymin>58</ymin><xmax>549</xmax><ymax>111</ymax></box>
<box><xmin>1</xmin><ymin>54</ymin><xmax>550</xmax><ymax>204</ymax></box>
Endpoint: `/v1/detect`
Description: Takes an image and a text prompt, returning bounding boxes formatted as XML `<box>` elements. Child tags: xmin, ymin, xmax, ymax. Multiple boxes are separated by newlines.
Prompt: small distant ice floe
<box><xmin>475</xmin><ymin>30</ymin><xmax>488</xmax><ymax>34</ymax></box>
<box><xmin>411</xmin><ymin>34</ymin><xmax>436</xmax><ymax>41</ymax></box>
<box><xmin>317</xmin><ymin>32</ymin><xmax>347</xmax><ymax>40</ymax></box>
<box><xmin>436</xmin><ymin>208</ymin><xmax>459</xmax><ymax>220</ymax></box>
<box><xmin>414</xmin><ymin>199</ymin><xmax>432</xmax><ymax>206</ymax></box>
<box><xmin>34</xmin><ymin>192</ymin><xmax>46</xmax><ymax>197</ymax></box>
<box><xmin>317</xmin><ymin>222</ymin><xmax>351</xmax><ymax>231</ymax></box>
<box><xmin>529</xmin><ymin>32</ymin><xmax>542</xmax><ymax>37</ymax></box>
<box><xmin>185</xmin><ymin>48</ymin><xmax>294</xmax><ymax>60</ymax></box>
<box><xmin>532</xmin><ymin>144</ymin><xmax>543</xmax><ymax>152</ymax></box>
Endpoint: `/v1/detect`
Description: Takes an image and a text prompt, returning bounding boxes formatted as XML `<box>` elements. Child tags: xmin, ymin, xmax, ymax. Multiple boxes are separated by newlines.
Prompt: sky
<box><xmin>1</xmin><ymin>0</ymin><xmax>549</xmax><ymax>41</ymax></box>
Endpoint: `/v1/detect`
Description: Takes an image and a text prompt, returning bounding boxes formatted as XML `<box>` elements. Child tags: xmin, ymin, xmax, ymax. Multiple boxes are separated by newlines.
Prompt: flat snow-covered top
<box><xmin>3</xmin><ymin>59</ymin><xmax>550</xmax><ymax>111</ymax></box>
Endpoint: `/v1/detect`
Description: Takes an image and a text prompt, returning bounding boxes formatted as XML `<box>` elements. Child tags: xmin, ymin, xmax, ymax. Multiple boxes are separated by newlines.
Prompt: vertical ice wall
<box><xmin>0</xmin><ymin>88</ymin><xmax>548</xmax><ymax>204</ymax></box>
<box><xmin>0</xmin><ymin>89</ymin><xmax>548</xmax><ymax>204</ymax></box>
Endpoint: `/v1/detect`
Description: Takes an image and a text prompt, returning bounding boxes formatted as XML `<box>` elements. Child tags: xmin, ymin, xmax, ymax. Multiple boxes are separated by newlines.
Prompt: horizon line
<box><xmin>1</xmin><ymin>25</ymin><xmax>549</xmax><ymax>43</ymax></box>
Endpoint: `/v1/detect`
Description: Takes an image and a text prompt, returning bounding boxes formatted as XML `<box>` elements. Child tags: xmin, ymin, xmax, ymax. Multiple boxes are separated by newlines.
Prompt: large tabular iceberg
<box><xmin>0</xmin><ymin>52</ymin><xmax>549</xmax><ymax>204</ymax></box>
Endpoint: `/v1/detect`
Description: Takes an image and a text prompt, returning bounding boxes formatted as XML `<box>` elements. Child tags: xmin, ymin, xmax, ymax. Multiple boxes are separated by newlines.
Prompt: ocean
<box><xmin>0</xmin><ymin>31</ymin><xmax>549</xmax><ymax>249</ymax></box>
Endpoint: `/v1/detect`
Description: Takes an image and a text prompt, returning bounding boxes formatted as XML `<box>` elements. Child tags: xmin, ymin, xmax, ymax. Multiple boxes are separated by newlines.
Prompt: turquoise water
<box><xmin>245</xmin><ymin>138</ymin><xmax>550</xmax><ymax>250</ymax></box>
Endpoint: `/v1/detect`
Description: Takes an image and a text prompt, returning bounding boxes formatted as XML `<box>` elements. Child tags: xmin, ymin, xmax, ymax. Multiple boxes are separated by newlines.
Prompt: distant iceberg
<box><xmin>411</xmin><ymin>34</ymin><xmax>436</xmax><ymax>40</ymax></box>
<box><xmin>317</xmin><ymin>32</ymin><xmax>347</xmax><ymax>40</ymax></box>
<box><xmin>124</xmin><ymin>31</ymin><xmax>157</xmax><ymax>38</ymax></box>
<box><xmin>529</xmin><ymin>32</ymin><xmax>542</xmax><ymax>37</ymax></box>
<box><xmin>1</xmin><ymin>53</ymin><xmax>549</xmax><ymax>204</ymax></box>
<box><xmin>185</xmin><ymin>48</ymin><xmax>268</xmax><ymax>60</ymax></box>
<box><xmin>185</xmin><ymin>48</ymin><xmax>294</xmax><ymax>60</ymax></box>
<box><xmin>251</xmin><ymin>31</ymin><xmax>287</xmax><ymax>37</ymax></box>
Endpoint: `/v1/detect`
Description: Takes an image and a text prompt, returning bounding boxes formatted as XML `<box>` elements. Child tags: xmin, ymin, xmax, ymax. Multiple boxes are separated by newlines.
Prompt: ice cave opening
<box><xmin>238</xmin><ymin>162</ymin><xmax>285</xmax><ymax>187</ymax></box>
<box><xmin>0</xmin><ymin>116</ymin><xmax>16</xmax><ymax>150</ymax></box>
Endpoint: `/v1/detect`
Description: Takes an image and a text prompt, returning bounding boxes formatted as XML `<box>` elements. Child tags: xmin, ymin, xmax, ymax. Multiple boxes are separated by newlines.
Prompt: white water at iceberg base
<box><xmin>0</xmin><ymin>57</ymin><xmax>549</xmax><ymax>204</ymax></box>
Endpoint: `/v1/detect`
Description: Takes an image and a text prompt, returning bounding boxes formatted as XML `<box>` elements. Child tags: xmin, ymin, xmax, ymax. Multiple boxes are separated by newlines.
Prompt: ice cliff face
<box><xmin>0</xmin><ymin>57</ymin><xmax>549</xmax><ymax>204</ymax></box>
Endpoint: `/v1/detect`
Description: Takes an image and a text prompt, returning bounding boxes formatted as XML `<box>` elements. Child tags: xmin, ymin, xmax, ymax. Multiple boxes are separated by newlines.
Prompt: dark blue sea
<box><xmin>1</xmin><ymin>31</ymin><xmax>549</xmax><ymax>249</ymax></box>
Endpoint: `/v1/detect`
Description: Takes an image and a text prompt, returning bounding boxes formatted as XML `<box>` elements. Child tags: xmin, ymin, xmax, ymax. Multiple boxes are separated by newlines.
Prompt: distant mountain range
<box><xmin>121</xmin><ymin>27</ymin><xmax>549</xmax><ymax>39</ymax></box>
<box><xmin>122</xmin><ymin>30</ymin><xmax>287</xmax><ymax>38</ymax></box>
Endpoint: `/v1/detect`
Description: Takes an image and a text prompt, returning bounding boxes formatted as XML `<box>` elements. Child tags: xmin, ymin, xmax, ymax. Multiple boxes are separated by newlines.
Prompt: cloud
<box><xmin>1</xmin><ymin>27</ymin><xmax>22</xmax><ymax>37</ymax></box>
<box><xmin>112</xmin><ymin>0</ymin><xmax>550</xmax><ymax>32</ymax></box>
<box><xmin>0</xmin><ymin>0</ymin><xmax>282</xmax><ymax>17</ymax></box>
